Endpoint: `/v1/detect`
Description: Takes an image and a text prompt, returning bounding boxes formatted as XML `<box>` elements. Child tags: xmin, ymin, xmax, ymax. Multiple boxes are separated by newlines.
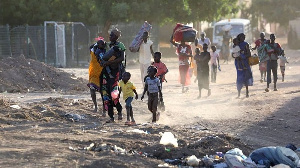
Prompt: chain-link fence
<box><xmin>0</xmin><ymin>25</ymin><xmax>11</xmax><ymax>59</ymax></box>
<box><xmin>0</xmin><ymin>22</ymin><xmax>159</xmax><ymax>67</ymax></box>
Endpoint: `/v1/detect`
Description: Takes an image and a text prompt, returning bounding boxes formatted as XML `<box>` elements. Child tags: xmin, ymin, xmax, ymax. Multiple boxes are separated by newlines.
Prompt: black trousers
<box><xmin>267</xmin><ymin>60</ymin><xmax>278</xmax><ymax>85</ymax></box>
<box><xmin>148</xmin><ymin>92</ymin><xmax>158</xmax><ymax>122</ymax></box>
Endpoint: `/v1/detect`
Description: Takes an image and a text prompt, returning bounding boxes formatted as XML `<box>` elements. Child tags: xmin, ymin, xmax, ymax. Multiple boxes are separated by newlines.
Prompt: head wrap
<box><xmin>111</xmin><ymin>28</ymin><xmax>121</xmax><ymax>37</ymax></box>
<box><xmin>270</xmin><ymin>33</ymin><xmax>276</xmax><ymax>38</ymax></box>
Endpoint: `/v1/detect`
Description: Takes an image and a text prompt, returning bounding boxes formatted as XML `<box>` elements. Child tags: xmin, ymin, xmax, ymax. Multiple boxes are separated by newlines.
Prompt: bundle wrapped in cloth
<box><xmin>172</xmin><ymin>23</ymin><xmax>197</xmax><ymax>42</ymax></box>
<box><xmin>222</xmin><ymin>24</ymin><xmax>232</xmax><ymax>31</ymax></box>
<box><xmin>129</xmin><ymin>21</ymin><xmax>152</xmax><ymax>52</ymax></box>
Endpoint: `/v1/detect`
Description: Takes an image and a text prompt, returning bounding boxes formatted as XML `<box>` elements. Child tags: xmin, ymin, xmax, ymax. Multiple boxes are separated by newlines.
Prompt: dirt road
<box><xmin>64</xmin><ymin>47</ymin><xmax>300</xmax><ymax>148</ymax></box>
<box><xmin>1</xmin><ymin>47</ymin><xmax>299</xmax><ymax>167</ymax></box>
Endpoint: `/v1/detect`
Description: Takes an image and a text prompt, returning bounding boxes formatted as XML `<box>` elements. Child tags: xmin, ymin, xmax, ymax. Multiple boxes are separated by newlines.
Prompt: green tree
<box><xmin>92</xmin><ymin>0</ymin><xmax>239</xmax><ymax>38</ymax></box>
<box><xmin>245</xmin><ymin>0</ymin><xmax>300</xmax><ymax>27</ymax></box>
<box><xmin>1</xmin><ymin>0</ymin><xmax>239</xmax><ymax>35</ymax></box>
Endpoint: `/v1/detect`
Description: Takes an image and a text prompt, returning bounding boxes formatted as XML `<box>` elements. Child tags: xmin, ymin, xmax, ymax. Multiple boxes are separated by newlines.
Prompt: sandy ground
<box><xmin>1</xmin><ymin>41</ymin><xmax>300</xmax><ymax>167</ymax></box>
<box><xmin>63</xmin><ymin>48</ymin><xmax>300</xmax><ymax>148</ymax></box>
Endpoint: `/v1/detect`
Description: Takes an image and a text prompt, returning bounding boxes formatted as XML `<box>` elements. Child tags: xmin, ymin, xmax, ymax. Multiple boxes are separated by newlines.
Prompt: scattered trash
<box><xmin>100</xmin><ymin>130</ymin><xmax>108</xmax><ymax>133</ymax></box>
<box><xmin>32</xmin><ymin>125</ymin><xmax>38</xmax><ymax>128</ymax></box>
<box><xmin>68</xmin><ymin>146</ymin><xmax>76</xmax><ymax>151</ymax></box>
<box><xmin>113</xmin><ymin>129</ymin><xmax>123</xmax><ymax>132</ymax></box>
<box><xmin>286</xmin><ymin>143</ymin><xmax>297</xmax><ymax>151</ymax></box>
<box><xmin>10</xmin><ymin>105</ymin><xmax>21</xmax><ymax>109</ymax></box>
<box><xmin>226</xmin><ymin>148</ymin><xmax>247</xmax><ymax>159</ymax></box>
<box><xmin>213</xmin><ymin>162</ymin><xmax>228</xmax><ymax>168</ymax></box>
<box><xmin>126</xmin><ymin>129</ymin><xmax>148</xmax><ymax>134</ymax></box>
<box><xmin>94</xmin><ymin>144</ymin><xmax>110</xmax><ymax>152</ymax></box>
<box><xmin>164</xmin><ymin>159</ymin><xmax>182</xmax><ymax>165</ymax></box>
<box><xmin>69</xmin><ymin>99</ymin><xmax>79</xmax><ymax>105</ymax></box>
<box><xmin>165</xmin><ymin>147</ymin><xmax>171</xmax><ymax>152</ymax></box>
<box><xmin>41</xmin><ymin>109</ymin><xmax>47</xmax><ymax>113</ymax></box>
<box><xmin>186</xmin><ymin>155</ymin><xmax>200</xmax><ymax>166</ymax></box>
<box><xmin>159</xmin><ymin>132</ymin><xmax>178</xmax><ymax>147</ymax></box>
<box><xmin>64</xmin><ymin>113</ymin><xmax>85</xmax><ymax>122</ymax></box>
<box><xmin>271</xmin><ymin>164</ymin><xmax>290</xmax><ymax>168</ymax></box>
<box><xmin>84</xmin><ymin>143</ymin><xmax>95</xmax><ymax>151</ymax></box>
<box><xmin>113</xmin><ymin>145</ymin><xmax>126</xmax><ymax>155</ymax></box>
<box><xmin>216</xmin><ymin>152</ymin><xmax>224</xmax><ymax>158</ymax></box>
<box><xmin>250</xmin><ymin>146</ymin><xmax>300</xmax><ymax>168</ymax></box>
<box><xmin>202</xmin><ymin>155</ymin><xmax>215</xmax><ymax>167</ymax></box>
<box><xmin>157</xmin><ymin>163</ymin><xmax>173</xmax><ymax>167</ymax></box>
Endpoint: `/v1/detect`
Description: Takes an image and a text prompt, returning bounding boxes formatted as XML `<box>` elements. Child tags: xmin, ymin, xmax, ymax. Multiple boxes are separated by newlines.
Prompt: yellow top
<box><xmin>88</xmin><ymin>51</ymin><xmax>103</xmax><ymax>90</ymax></box>
<box><xmin>119</xmin><ymin>81</ymin><xmax>136</xmax><ymax>100</ymax></box>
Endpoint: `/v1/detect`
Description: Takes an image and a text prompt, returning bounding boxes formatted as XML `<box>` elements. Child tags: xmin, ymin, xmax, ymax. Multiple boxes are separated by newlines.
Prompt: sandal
<box><xmin>125</xmin><ymin>121</ymin><xmax>131</xmax><ymax>125</ymax></box>
<box><xmin>106</xmin><ymin>119</ymin><xmax>115</xmax><ymax>123</ymax></box>
<box><xmin>129</xmin><ymin>121</ymin><xmax>137</xmax><ymax>126</ymax></box>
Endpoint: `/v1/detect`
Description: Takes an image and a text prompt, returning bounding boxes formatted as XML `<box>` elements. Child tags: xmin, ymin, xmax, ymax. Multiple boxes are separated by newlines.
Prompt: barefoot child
<box><xmin>278</xmin><ymin>54</ymin><xmax>288</xmax><ymax>82</ymax></box>
<box><xmin>210</xmin><ymin>45</ymin><xmax>220</xmax><ymax>83</ymax></box>
<box><xmin>194</xmin><ymin>44</ymin><xmax>211</xmax><ymax>99</ymax></box>
<box><xmin>119</xmin><ymin>72</ymin><xmax>138</xmax><ymax>126</ymax></box>
<box><xmin>88</xmin><ymin>39</ymin><xmax>106</xmax><ymax>114</ymax></box>
<box><xmin>141</xmin><ymin>66</ymin><xmax>162</xmax><ymax>123</ymax></box>
<box><xmin>152</xmin><ymin>52</ymin><xmax>168</xmax><ymax>111</ymax></box>
<box><xmin>95</xmin><ymin>40</ymin><xmax>117</xmax><ymax>79</ymax></box>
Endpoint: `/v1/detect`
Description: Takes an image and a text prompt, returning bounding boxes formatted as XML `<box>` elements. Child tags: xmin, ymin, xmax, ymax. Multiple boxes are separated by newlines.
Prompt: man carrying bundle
<box><xmin>139</xmin><ymin>31</ymin><xmax>154</xmax><ymax>88</ymax></box>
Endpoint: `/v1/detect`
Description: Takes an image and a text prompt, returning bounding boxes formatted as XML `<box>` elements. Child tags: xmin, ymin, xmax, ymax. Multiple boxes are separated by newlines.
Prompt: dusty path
<box><xmin>3</xmin><ymin>48</ymin><xmax>300</xmax><ymax>150</ymax></box>
<box><xmin>130</xmin><ymin>48</ymin><xmax>300</xmax><ymax>149</ymax></box>
<box><xmin>1</xmin><ymin>45</ymin><xmax>300</xmax><ymax>167</ymax></box>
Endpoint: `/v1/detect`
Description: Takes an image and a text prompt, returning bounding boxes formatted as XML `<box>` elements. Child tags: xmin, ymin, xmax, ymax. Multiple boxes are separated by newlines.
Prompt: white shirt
<box><xmin>139</xmin><ymin>39</ymin><xmax>153</xmax><ymax>64</ymax></box>
<box><xmin>232</xmin><ymin>45</ymin><xmax>240</xmax><ymax>58</ymax></box>
<box><xmin>278</xmin><ymin>56</ymin><xmax>288</xmax><ymax>67</ymax></box>
<box><xmin>210</xmin><ymin>51</ymin><xmax>219</xmax><ymax>66</ymax></box>
<box><xmin>198</xmin><ymin>38</ymin><xmax>211</xmax><ymax>47</ymax></box>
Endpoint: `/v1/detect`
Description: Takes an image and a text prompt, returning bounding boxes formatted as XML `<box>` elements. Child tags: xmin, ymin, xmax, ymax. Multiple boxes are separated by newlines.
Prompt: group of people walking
<box><xmin>88</xmin><ymin>27</ymin><xmax>287</xmax><ymax>125</ymax></box>
<box><xmin>88</xmin><ymin>29</ymin><xmax>168</xmax><ymax>125</ymax></box>
<box><xmin>252</xmin><ymin>32</ymin><xmax>287</xmax><ymax>92</ymax></box>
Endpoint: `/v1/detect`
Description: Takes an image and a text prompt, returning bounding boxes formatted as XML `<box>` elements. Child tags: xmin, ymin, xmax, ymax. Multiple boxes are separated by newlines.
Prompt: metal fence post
<box><xmin>26</xmin><ymin>25</ymin><xmax>29</xmax><ymax>58</ymax></box>
<box><xmin>54</xmin><ymin>24</ymin><xmax>57</xmax><ymax>67</ymax></box>
<box><xmin>7</xmin><ymin>24</ymin><xmax>12</xmax><ymax>57</ymax></box>
<box><xmin>44</xmin><ymin>22</ymin><xmax>47</xmax><ymax>63</ymax></box>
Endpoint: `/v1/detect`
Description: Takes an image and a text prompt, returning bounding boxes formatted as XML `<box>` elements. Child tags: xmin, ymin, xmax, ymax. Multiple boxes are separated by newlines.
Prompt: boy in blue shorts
<box><xmin>141</xmin><ymin>66</ymin><xmax>162</xmax><ymax>123</ymax></box>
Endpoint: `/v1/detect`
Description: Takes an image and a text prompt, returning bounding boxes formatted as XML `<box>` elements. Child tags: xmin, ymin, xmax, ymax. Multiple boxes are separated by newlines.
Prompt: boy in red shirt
<box><xmin>152</xmin><ymin>52</ymin><xmax>168</xmax><ymax>86</ymax></box>
<box><xmin>152</xmin><ymin>52</ymin><xmax>168</xmax><ymax>111</ymax></box>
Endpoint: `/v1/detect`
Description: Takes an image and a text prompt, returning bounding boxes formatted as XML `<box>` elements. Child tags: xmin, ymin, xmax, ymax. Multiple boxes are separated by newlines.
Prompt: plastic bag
<box><xmin>159</xmin><ymin>132</ymin><xmax>178</xmax><ymax>147</ymax></box>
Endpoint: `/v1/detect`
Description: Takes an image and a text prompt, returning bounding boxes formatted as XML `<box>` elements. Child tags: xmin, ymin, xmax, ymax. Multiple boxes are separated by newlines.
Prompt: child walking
<box><xmin>194</xmin><ymin>44</ymin><xmax>211</xmax><ymax>99</ymax></box>
<box><xmin>152</xmin><ymin>52</ymin><xmax>168</xmax><ymax>87</ymax></box>
<box><xmin>94</xmin><ymin>40</ymin><xmax>114</xmax><ymax>78</ymax></box>
<box><xmin>141</xmin><ymin>66</ymin><xmax>162</xmax><ymax>123</ymax></box>
<box><xmin>278</xmin><ymin>54</ymin><xmax>288</xmax><ymax>82</ymax></box>
<box><xmin>210</xmin><ymin>45</ymin><xmax>220</xmax><ymax>83</ymax></box>
<box><xmin>119</xmin><ymin>72</ymin><xmax>138</xmax><ymax>126</ymax></box>
<box><xmin>152</xmin><ymin>52</ymin><xmax>168</xmax><ymax>111</ymax></box>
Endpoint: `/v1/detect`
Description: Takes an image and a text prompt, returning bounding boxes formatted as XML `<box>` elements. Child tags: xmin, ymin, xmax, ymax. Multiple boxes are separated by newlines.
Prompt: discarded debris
<box><xmin>159</xmin><ymin>132</ymin><xmax>178</xmax><ymax>147</ymax></box>
<box><xmin>10</xmin><ymin>105</ymin><xmax>21</xmax><ymax>109</ymax></box>
<box><xmin>64</xmin><ymin>113</ymin><xmax>85</xmax><ymax>122</ymax></box>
